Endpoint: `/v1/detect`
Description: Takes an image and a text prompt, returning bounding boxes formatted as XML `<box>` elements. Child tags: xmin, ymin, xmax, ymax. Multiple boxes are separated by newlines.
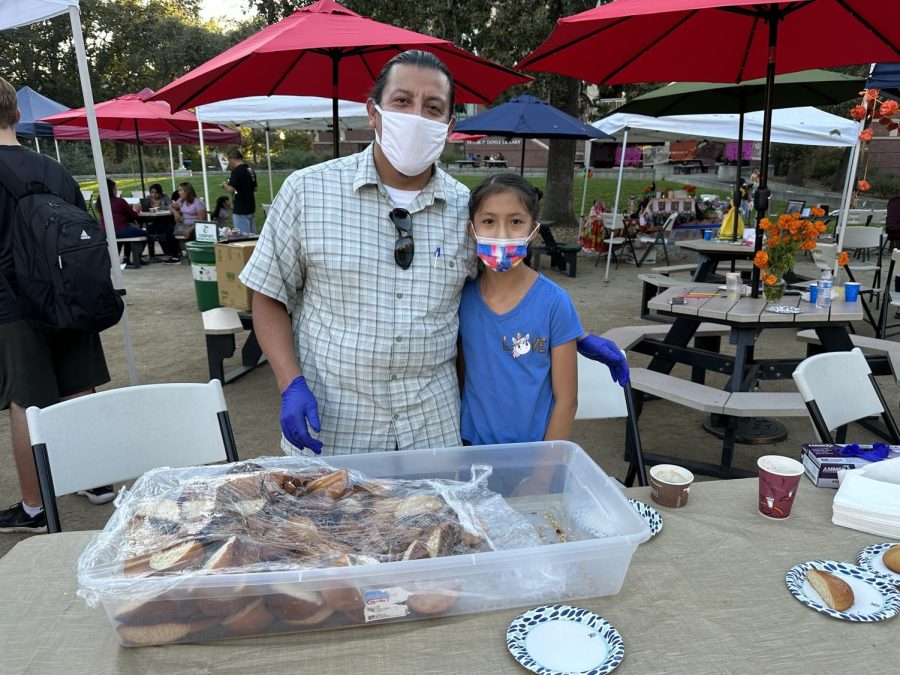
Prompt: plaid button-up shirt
<box><xmin>240</xmin><ymin>145</ymin><xmax>476</xmax><ymax>455</ymax></box>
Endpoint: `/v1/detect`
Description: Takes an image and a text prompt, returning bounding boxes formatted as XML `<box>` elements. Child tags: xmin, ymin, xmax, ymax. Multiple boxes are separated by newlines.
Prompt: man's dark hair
<box><xmin>227</xmin><ymin>148</ymin><xmax>244</xmax><ymax>160</ymax></box>
<box><xmin>371</xmin><ymin>50</ymin><xmax>455</xmax><ymax>119</ymax></box>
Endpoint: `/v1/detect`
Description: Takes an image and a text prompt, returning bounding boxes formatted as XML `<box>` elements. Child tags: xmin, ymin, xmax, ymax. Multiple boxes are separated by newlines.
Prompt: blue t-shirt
<box><xmin>459</xmin><ymin>274</ymin><xmax>583</xmax><ymax>445</ymax></box>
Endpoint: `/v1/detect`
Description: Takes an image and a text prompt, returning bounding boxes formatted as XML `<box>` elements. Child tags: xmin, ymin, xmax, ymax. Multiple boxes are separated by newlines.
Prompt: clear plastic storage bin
<box><xmin>78</xmin><ymin>441</ymin><xmax>650</xmax><ymax>646</ymax></box>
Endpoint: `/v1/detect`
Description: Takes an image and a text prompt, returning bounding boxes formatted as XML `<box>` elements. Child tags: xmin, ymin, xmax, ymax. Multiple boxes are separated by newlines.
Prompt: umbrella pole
<box><xmin>579</xmin><ymin>139</ymin><xmax>591</xmax><ymax>217</ymax></box>
<box><xmin>332</xmin><ymin>54</ymin><xmax>340</xmax><ymax>159</ymax></box>
<box><xmin>834</xmin><ymin>138</ymin><xmax>863</xmax><ymax>276</ymax></box>
<box><xmin>134</xmin><ymin>120</ymin><xmax>146</xmax><ymax>196</ymax></box>
<box><xmin>34</xmin><ymin>137</ymin><xmax>41</xmax><ymax>155</ymax></box>
<box><xmin>168</xmin><ymin>139</ymin><xmax>176</xmax><ymax>193</ymax></box>
<box><xmin>54</xmin><ymin>138</ymin><xmax>61</xmax><ymax>164</ymax></box>
<box><xmin>751</xmin><ymin>10</ymin><xmax>779</xmax><ymax>299</ymax></box>
<box><xmin>605</xmin><ymin>129</ymin><xmax>628</xmax><ymax>283</ymax></box>
<box><xmin>197</xmin><ymin>115</ymin><xmax>210</xmax><ymax>209</ymax></box>
<box><xmin>68</xmin><ymin>6</ymin><xmax>137</xmax><ymax>386</ymax></box>
<box><xmin>520</xmin><ymin>138</ymin><xmax>525</xmax><ymax>176</ymax></box>
<box><xmin>732</xmin><ymin>110</ymin><xmax>745</xmax><ymax>243</ymax></box>
<box><xmin>265</xmin><ymin>127</ymin><xmax>274</xmax><ymax>202</ymax></box>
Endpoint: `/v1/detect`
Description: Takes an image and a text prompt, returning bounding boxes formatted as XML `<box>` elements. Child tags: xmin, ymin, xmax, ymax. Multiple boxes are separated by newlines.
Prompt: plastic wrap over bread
<box><xmin>77</xmin><ymin>457</ymin><xmax>542</xmax><ymax>635</ymax></box>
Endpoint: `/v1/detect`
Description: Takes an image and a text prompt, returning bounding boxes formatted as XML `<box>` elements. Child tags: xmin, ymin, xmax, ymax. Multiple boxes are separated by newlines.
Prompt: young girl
<box><xmin>458</xmin><ymin>173</ymin><xmax>582</xmax><ymax>454</ymax></box>
<box><xmin>212</xmin><ymin>196</ymin><xmax>232</xmax><ymax>228</ymax></box>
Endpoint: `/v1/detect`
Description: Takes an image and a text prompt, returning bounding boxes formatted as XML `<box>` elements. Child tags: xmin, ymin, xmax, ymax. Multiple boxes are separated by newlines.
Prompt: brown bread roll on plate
<box><xmin>806</xmin><ymin>569</ymin><xmax>854</xmax><ymax>611</ymax></box>
<box><xmin>883</xmin><ymin>545</ymin><xmax>900</xmax><ymax>574</ymax></box>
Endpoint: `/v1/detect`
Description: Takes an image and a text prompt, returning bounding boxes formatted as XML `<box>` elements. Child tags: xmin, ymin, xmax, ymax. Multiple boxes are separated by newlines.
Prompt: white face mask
<box><xmin>375</xmin><ymin>104</ymin><xmax>449</xmax><ymax>177</ymax></box>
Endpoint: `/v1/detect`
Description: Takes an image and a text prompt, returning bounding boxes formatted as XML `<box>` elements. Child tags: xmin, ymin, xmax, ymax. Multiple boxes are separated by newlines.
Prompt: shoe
<box><xmin>0</xmin><ymin>502</ymin><xmax>47</xmax><ymax>534</ymax></box>
<box><xmin>76</xmin><ymin>485</ymin><xmax>116</xmax><ymax>505</ymax></box>
<box><xmin>162</xmin><ymin>256</ymin><xmax>182</xmax><ymax>265</ymax></box>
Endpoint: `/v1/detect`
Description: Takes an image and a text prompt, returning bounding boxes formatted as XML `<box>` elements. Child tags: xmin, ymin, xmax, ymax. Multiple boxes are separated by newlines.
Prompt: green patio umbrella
<box><xmin>617</xmin><ymin>69</ymin><xmax>866</xmax><ymax>241</ymax></box>
<box><xmin>617</xmin><ymin>70</ymin><xmax>865</xmax><ymax>117</ymax></box>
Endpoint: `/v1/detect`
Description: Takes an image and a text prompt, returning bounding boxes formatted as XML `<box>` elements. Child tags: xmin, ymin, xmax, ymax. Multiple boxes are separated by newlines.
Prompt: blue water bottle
<box><xmin>816</xmin><ymin>269</ymin><xmax>832</xmax><ymax>310</ymax></box>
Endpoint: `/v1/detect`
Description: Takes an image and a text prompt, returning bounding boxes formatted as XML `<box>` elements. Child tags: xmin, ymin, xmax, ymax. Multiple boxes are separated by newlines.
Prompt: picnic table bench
<box><xmin>201</xmin><ymin>307</ymin><xmax>267</xmax><ymax>385</ymax></box>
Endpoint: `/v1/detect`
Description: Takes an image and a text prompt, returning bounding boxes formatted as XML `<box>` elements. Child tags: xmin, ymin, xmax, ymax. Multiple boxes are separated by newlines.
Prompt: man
<box><xmin>221</xmin><ymin>148</ymin><xmax>257</xmax><ymax>235</ymax></box>
<box><xmin>0</xmin><ymin>76</ymin><xmax>113</xmax><ymax>534</ymax></box>
<box><xmin>240</xmin><ymin>50</ymin><xmax>477</xmax><ymax>456</ymax></box>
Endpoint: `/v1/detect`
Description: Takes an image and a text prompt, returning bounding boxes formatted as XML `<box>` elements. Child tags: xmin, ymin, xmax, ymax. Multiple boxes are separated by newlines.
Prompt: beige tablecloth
<box><xmin>1</xmin><ymin>478</ymin><xmax>895</xmax><ymax>674</ymax></box>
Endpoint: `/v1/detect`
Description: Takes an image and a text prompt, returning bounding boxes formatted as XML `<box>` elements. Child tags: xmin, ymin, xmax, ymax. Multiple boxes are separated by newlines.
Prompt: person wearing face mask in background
<box><xmin>240</xmin><ymin>50</ymin><xmax>477</xmax><ymax>456</ymax></box>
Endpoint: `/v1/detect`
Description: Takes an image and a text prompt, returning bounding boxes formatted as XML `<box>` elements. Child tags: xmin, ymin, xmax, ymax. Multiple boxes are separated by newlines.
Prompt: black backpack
<box><xmin>0</xmin><ymin>157</ymin><xmax>124</xmax><ymax>332</ymax></box>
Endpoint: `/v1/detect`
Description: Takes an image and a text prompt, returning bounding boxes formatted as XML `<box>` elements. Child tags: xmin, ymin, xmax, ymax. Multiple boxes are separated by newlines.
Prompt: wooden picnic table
<box><xmin>676</xmin><ymin>238</ymin><xmax>757</xmax><ymax>282</ymax></box>
<box><xmin>636</xmin><ymin>283</ymin><xmax>872</xmax><ymax>477</ymax></box>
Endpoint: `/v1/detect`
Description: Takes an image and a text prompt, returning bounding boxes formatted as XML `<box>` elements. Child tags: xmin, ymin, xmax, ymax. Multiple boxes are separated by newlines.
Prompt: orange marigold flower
<box><xmin>858</xmin><ymin>179</ymin><xmax>871</xmax><ymax>192</ymax></box>
<box><xmin>801</xmin><ymin>240</ymin><xmax>816</xmax><ymax>251</ymax></box>
<box><xmin>810</xmin><ymin>207</ymin><xmax>825</xmax><ymax>218</ymax></box>
<box><xmin>816</xmin><ymin>221</ymin><xmax>827</xmax><ymax>234</ymax></box>
<box><xmin>758</xmin><ymin>218</ymin><xmax>772</xmax><ymax>230</ymax></box>
<box><xmin>838</xmin><ymin>251</ymin><xmax>849</xmax><ymax>267</ymax></box>
<box><xmin>789</xmin><ymin>222</ymin><xmax>802</xmax><ymax>235</ymax></box>
<box><xmin>864</xmin><ymin>88</ymin><xmax>880</xmax><ymax>102</ymax></box>
<box><xmin>768</xmin><ymin>235</ymin><xmax>780</xmax><ymax>246</ymax></box>
<box><xmin>849</xmin><ymin>104</ymin><xmax>867</xmax><ymax>121</ymax></box>
<box><xmin>881</xmin><ymin>100</ymin><xmax>899</xmax><ymax>117</ymax></box>
<box><xmin>859</xmin><ymin>128</ymin><xmax>874</xmax><ymax>142</ymax></box>
<box><xmin>754</xmin><ymin>251</ymin><xmax>768</xmax><ymax>268</ymax></box>
<box><xmin>764</xmin><ymin>274</ymin><xmax>777</xmax><ymax>286</ymax></box>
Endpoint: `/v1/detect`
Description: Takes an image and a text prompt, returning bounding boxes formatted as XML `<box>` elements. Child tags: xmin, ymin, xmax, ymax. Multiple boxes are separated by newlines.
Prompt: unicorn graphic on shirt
<box><xmin>511</xmin><ymin>332</ymin><xmax>531</xmax><ymax>359</ymax></box>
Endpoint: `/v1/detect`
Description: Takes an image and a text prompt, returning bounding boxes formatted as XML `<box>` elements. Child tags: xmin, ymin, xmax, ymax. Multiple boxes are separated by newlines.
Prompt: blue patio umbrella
<box><xmin>15</xmin><ymin>86</ymin><xmax>68</xmax><ymax>138</ymax></box>
<box><xmin>454</xmin><ymin>94</ymin><xmax>610</xmax><ymax>175</ymax></box>
<box><xmin>868</xmin><ymin>62</ymin><xmax>900</xmax><ymax>100</ymax></box>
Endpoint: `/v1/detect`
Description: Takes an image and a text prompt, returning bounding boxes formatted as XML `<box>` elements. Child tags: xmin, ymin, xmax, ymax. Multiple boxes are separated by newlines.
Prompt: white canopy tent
<box><xmin>0</xmin><ymin>0</ymin><xmax>137</xmax><ymax>384</ymax></box>
<box><xmin>195</xmin><ymin>96</ymin><xmax>369</xmax><ymax>205</ymax></box>
<box><xmin>587</xmin><ymin>107</ymin><xmax>860</xmax><ymax>282</ymax></box>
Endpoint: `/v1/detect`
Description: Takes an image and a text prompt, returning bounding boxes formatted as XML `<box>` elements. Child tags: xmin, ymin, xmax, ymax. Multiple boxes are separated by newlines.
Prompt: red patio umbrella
<box><xmin>149</xmin><ymin>0</ymin><xmax>531</xmax><ymax>157</ymax></box>
<box><xmin>518</xmin><ymin>0</ymin><xmax>900</xmax><ymax>296</ymax></box>
<box><xmin>41</xmin><ymin>90</ymin><xmax>238</xmax><ymax>193</ymax></box>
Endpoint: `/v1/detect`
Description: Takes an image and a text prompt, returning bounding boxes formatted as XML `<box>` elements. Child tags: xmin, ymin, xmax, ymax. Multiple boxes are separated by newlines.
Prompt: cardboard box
<box><xmin>215</xmin><ymin>241</ymin><xmax>256</xmax><ymax>311</ymax></box>
<box><xmin>801</xmin><ymin>443</ymin><xmax>900</xmax><ymax>488</ymax></box>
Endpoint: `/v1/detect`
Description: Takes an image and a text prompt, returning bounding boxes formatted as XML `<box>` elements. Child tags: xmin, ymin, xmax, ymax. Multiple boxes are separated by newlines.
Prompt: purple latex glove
<box><xmin>577</xmin><ymin>334</ymin><xmax>630</xmax><ymax>387</ymax></box>
<box><xmin>280</xmin><ymin>376</ymin><xmax>323</xmax><ymax>454</ymax></box>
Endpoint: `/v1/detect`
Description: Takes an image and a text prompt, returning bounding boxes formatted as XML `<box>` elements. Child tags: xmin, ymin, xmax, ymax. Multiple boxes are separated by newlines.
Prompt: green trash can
<box><xmin>185</xmin><ymin>241</ymin><xmax>221</xmax><ymax>311</ymax></box>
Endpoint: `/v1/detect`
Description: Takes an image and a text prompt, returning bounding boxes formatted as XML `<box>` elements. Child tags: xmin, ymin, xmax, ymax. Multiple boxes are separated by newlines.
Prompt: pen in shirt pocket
<box><xmin>432</xmin><ymin>246</ymin><xmax>442</xmax><ymax>268</ymax></box>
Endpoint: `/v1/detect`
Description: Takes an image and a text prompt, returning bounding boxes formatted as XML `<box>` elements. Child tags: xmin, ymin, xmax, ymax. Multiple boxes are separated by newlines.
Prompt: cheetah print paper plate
<box><xmin>506</xmin><ymin>604</ymin><xmax>624</xmax><ymax>674</ymax></box>
<box><xmin>785</xmin><ymin>560</ymin><xmax>900</xmax><ymax>622</ymax></box>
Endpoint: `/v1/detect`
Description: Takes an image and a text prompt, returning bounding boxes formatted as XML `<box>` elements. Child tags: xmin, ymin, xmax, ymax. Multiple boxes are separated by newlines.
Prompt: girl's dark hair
<box><xmin>178</xmin><ymin>181</ymin><xmax>197</xmax><ymax>203</ymax></box>
<box><xmin>96</xmin><ymin>178</ymin><xmax>116</xmax><ymax>212</ymax></box>
<box><xmin>212</xmin><ymin>195</ymin><xmax>230</xmax><ymax>218</ymax></box>
<box><xmin>468</xmin><ymin>173</ymin><xmax>543</xmax><ymax>221</ymax></box>
<box><xmin>371</xmin><ymin>50</ymin><xmax>455</xmax><ymax>119</ymax></box>
<box><xmin>148</xmin><ymin>183</ymin><xmax>163</xmax><ymax>195</ymax></box>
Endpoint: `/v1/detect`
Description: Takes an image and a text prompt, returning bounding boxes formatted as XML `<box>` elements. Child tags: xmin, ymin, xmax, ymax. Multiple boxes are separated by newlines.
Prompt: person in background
<box><xmin>221</xmin><ymin>149</ymin><xmax>257</xmax><ymax>235</ymax></box>
<box><xmin>0</xmin><ymin>75</ymin><xmax>113</xmax><ymax>534</ymax></box>
<box><xmin>170</xmin><ymin>181</ymin><xmax>207</xmax><ymax>240</ymax></box>
<box><xmin>212</xmin><ymin>195</ymin><xmax>232</xmax><ymax>229</ymax></box>
<box><xmin>97</xmin><ymin>178</ymin><xmax>145</xmax><ymax>267</ymax></box>
<box><xmin>886</xmin><ymin>195</ymin><xmax>900</xmax><ymax>317</ymax></box>
<box><xmin>139</xmin><ymin>182</ymin><xmax>180</xmax><ymax>265</ymax></box>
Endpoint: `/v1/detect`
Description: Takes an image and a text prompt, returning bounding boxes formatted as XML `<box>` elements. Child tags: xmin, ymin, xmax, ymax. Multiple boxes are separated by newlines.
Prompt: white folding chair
<box><xmin>841</xmin><ymin>225</ymin><xmax>883</xmax><ymax>279</ymax></box>
<box><xmin>792</xmin><ymin>348</ymin><xmax>900</xmax><ymax>445</ymax></box>
<box><xmin>636</xmin><ymin>212</ymin><xmax>678</xmax><ymax>266</ymax></box>
<box><xmin>28</xmin><ymin>380</ymin><xmax>239</xmax><ymax>533</ymax></box>
<box><xmin>813</xmin><ymin>241</ymin><xmax>881</xmax><ymax>328</ymax></box>
<box><xmin>576</xmin><ymin>353</ymin><xmax>647</xmax><ymax>486</ymax></box>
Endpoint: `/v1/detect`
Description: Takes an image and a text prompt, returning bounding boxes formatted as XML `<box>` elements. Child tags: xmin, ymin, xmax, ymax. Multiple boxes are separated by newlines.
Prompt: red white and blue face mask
<box><xmin>472</xmin><ymin>226</ymin><xmax>538</xmax><ymax>271</ymax></box>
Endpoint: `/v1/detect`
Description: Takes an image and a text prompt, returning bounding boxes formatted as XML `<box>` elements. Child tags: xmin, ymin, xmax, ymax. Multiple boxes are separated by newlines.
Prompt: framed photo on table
<box><xmin>785</xmin><ymin>199</ymin><xmax>806</xmax><ymax>215</ymax></box>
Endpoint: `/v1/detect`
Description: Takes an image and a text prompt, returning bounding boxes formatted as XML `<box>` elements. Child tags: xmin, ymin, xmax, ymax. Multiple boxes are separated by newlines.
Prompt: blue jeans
<box><xmin>232</xmin><ymin>213</ymin><xmax>256</xmax><ymax>235</ymax></box>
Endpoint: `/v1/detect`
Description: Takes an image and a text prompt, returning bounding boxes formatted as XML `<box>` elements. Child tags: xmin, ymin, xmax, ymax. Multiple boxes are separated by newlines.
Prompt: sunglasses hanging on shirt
<box><xmin>389</xmin><ymin>208</ymin><xmax>414</xmax><ymax>270</ymax></box>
